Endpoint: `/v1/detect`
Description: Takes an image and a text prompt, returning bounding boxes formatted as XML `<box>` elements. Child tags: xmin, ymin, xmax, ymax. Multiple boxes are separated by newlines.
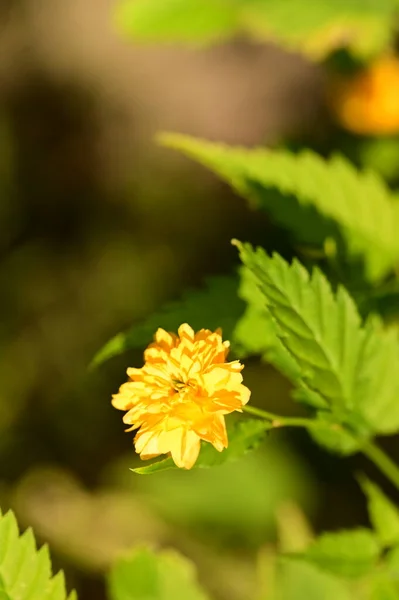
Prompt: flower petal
<box><xmin>111</xmin><ymin>323</ymin><xmax>251</xmax><ymax>469</ymax></box>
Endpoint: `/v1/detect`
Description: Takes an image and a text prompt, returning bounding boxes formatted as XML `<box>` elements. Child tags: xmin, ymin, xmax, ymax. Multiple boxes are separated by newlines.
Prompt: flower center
<box><xmin>172</xmin><ymin>379</ymin><xmax>187</xmax><ymax>392</ymax></box>
<box><xmin>171</xmin><ymin>378</ymin><xmax>198</xmax><ymax>399</ymax></box>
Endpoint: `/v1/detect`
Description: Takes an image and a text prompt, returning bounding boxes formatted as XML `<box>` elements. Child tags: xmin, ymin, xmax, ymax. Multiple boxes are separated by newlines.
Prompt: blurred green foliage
<box><xmin>116</xmin><ymin>0</ymin><xmax>399</xmax><ymax>59</ymax></box>
<box><xmin>4</xmin><ymin>0</ymin><xmax>399</xmax><ymax>598</ymax></box>
<box><xmin>108</xmin><ymin>548</ymin><xmax>209</xmax><ymax>600</ymax></box>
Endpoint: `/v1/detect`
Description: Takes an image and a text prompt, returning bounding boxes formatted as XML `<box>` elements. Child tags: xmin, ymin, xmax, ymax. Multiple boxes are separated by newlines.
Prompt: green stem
<box><xmin>244</xmin><ymin>406</ymin><xmax>399</xmax><ymax>492</ymax></box>
<box><xmin>243</xmin><ymin>405</ymin><xmax>319</xmax><ymax>430</ymax></box>
<box><xmin>361</xmin><ymin>441</ymin><xmax>399</xmax><ymax>492</ymax></box>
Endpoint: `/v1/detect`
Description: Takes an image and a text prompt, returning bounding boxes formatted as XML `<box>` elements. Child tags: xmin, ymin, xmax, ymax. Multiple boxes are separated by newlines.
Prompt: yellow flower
<box><xmin>112</xmin><ymin>324</ymin><xmax>251</xmax><ymax>469</ymax></box>
<box><xmin>329</xmin><ymin>55</ymin><xmax>399</xmax><ymax>135</ymax></box>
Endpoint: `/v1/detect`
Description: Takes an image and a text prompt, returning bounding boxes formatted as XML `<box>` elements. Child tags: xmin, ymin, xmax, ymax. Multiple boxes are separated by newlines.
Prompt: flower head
<box><xmin>329</xmin><ymin>55</ymin><xmax>399</xmax><ymax>135</ymax></box>
<box><xmin>112</xmin><ymin>324</ymin><xmax>250</xmax><ymax>469</ymax></box>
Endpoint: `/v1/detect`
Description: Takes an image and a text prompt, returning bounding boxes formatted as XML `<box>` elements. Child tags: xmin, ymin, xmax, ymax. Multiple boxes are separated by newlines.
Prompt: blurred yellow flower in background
<box><xmin>329</xmin><ymin>55</ymin><xmax>399</xmax><ymax>135</ymax></box>
<box><xmin>112</xmin><ymin>324</ymin><xmax>251</xmax><ymax>469</ymax></box>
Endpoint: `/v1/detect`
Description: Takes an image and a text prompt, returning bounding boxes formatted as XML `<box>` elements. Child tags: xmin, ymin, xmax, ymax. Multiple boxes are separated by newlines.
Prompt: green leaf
<box><xmin>367</xmin><ymin>578</ymin><xmax>399</xmax><ymax>600</ymax></box>
<box><xmin>273</xmin><ymin>559</ymin><xmax>353</xmax><ymax>600</ymax></box>
<box><xmin>308</xmin><ymin>412</ymin><xmax>361</xmax><ymax>455</ymax></box>
<box><xmin>131</xmin><ymin>440</ymin><xmax>312</xmax><ymax>547</ymax></box>
<box><xmin>386</xmin><ymin>545</ymin><xmax>399</xmax><ymax>579</ymax></box>
<box><xmin>360</xmin><ymin>138</ymin><xmax>399</xmax><ymax>182</ymax></box>
<box><xmin>92</xmin><ymin>275</ymin><xmax>244</xmax><ymax>366</ymax></box>
<box><xmin>235</xmin><ymin>243</ymin><xmax>399</xmax><ymax>451</ymax></box>
<box><xmin>115</xmin><ymin>0</ymin><xmax>239</xmax><ymax>43</ymax></box>
<box><xmin>108</xmin><ymin>547</ymin><xmax>209</xmax><ymax>600</ymax></box>
<box><xmin>234</xmin><ymin>266</ymin><xmax>303</xmax><ymax>379</ymax></box>
<box><xmin>359</xmin><ymin>477</ymin><xmax>399</xmax><ymax>548</ymax></box>
<box><xmin>160</xmin><ymin>134</ymin><xmax>399</xmax><ymax>282</ymax></box>
<box><xmin>353</xmin><ymin>545</ymin><xmax>399</xmax><ymax>599</ymax></box>
<box><xmin>132</xmin><ymin>418</ymin><xmax>270</xmax><ymax>474</ymax></box>
<box><xmin>114</xmin><ymin>0</ymin><xmax>397</xmax><ymax>59</ymax></box>
<box><xmin>0</xmin><ymin>510</ymin><xmax>76</xmax><ymax>600</ymax></box>
<box><xmin>297</xmin><ymin>529</ymin><xmax>381</xmax><ymax>578</ymax></box>
<box><xmin>242</xmin><ymin>0</ymin><xmax>396</xmax><ymax>59</ymax></box>
<box><xmin>233</xmin><ymin>266</ymin><xmax>279</xmax><ymax>358</ymax></box>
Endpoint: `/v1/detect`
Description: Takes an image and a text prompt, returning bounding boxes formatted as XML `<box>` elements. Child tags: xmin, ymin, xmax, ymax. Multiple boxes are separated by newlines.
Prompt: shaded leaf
<box><xmin>308</xmin><ymin>412</ymin><xmax>360</xmax><ymax>455</ymax></box>
<box><xmin>132</xmin><ymin>418</ymin><xmax>270</xmax><ymax>474</ymax></box>
<box><xmin>92</xmin><ymin>275</ymin><xmax>244</xmax><ymax>366</ymax></box>
<box><xmin>161</xmin><ymin>134</ymin><xmax>399</xmax><ymax>282</ymax></box>
<box><xmin>132</xmin><ymin>439</ymin><xmax>313</xmax><ymax>546</ymax></box>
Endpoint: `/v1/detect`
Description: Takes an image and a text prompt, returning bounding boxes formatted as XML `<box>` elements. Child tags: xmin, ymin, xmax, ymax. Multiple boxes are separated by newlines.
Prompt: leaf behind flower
<box><xmin>132</xmin><ymin>418</ymin><xmax>271</xmax><ymax>474</ymax></box>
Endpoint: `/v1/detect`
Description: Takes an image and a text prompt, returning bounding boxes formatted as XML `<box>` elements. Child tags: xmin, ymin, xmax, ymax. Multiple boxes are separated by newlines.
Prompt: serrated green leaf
<box><xmin>235</xmin><ymin>243</ymin><xmax>399</xmax><ymax>451</ymax></box>
<box><xmin>297</xmin><ymin>529</ymin><xmax>381</xmax><ymax>578</ymax></box>
<box><xmin>132</xmin><ymin>418</ymin><xmax>270</xmax><ymax>474</ymax></box>
<box><xmin>233</xmin><ymin>303</ymin><xmax>275</xmax><ymax>358</ymax></box>
<box><xmin>234</xmin><ymin>266</ymin><xmax>303</xmax><ymax>378</ymax></box>
<box><xmin>160</xmin><ymin>134</ymin><xmax>399</xmax><ymax>282</ymax></box>
<box><xmin>359</xmin><ymin>477</ymin><xmax>399</xmax><ymax>548</ymax></box>
<box><xmin>233</xmin><ymin>266</ymin><xmax>279</xmax><ymax>358</ymax></box>
<box><xmin>246</xmin><ymin>183</ymin><xmax>340</xmax><ymax>248</ymax></box>
<box><xmin>92</xmin><ymin>275</ymin><xmax>244</xmax><ymax>366</ymax></box>
<box><xmin>108</xmin><ymin>547</ymin><xmax>209</xmax><ymax>600</ymax></box>
<box><xmin>197</xmin><ymin>267</ymin><xmax>300</xmax><ymax>372</ymax></box>
<box><xmin>0</xmin><ymin>510</ymin><xmax>75</xmax><ymax>600</ymax></box>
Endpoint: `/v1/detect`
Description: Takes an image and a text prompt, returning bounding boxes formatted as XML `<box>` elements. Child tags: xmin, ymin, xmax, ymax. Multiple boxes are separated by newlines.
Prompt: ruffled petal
<box><xmin>111</xmin><ymin>323</ymin><xmax>251</xmax><ymax>469</ymax></box>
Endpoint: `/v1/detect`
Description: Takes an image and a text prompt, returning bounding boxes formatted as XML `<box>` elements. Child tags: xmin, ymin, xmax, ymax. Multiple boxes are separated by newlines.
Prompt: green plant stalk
<box><xmin>243</xmin><ymin>405</ymin><xmax>320</xmax><ymax>429</ymax></box>
<box><xmin>244</xmin><ymin>405</ymin><xmax>399</xmax><ymax>492</ymax></box>
<box><xmin>361</xmin><ymin>441</ymin><xmax>399</xmax><ymax>492</ymax></box>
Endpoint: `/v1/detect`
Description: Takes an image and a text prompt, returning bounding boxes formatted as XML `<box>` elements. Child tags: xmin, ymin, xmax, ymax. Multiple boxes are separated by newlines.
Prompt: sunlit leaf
<box><xmin>161</xmin><ymin>134</ymin><xmax>399</xmax><ymax>282</ymax></box>
<box><xmin>0</xmin><ymin>510</ymin><xmax>76</xmax><ymax>600</ymax></box>
<box><xmin>233</xmin><ymin>266</ymin><xmax>279</xmax><ymax>357</ymax></box>
<box><xmin>235</xmin><ymin>243</ymin><xmax>399</xmax><ymax>453</ymax></box>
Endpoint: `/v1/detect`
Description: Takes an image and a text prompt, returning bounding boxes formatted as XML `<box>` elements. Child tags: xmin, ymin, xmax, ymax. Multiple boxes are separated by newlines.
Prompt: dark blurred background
<box><xmin>0</xmin><ymin>2</ymin><xmax>386</xmax><ymax>599</ymax></box>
